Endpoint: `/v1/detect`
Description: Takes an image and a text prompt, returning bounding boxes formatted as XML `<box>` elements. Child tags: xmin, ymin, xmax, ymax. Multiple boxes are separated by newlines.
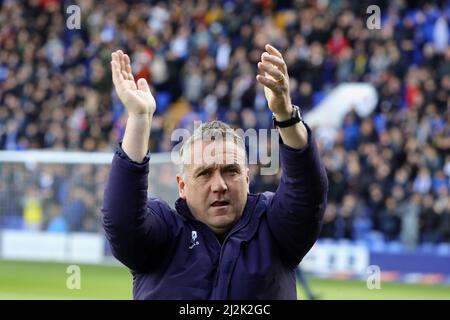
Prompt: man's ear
<box><xmin>176</xmin><ymin>174</ymin><xmax>186</xmax><ymax>199</ymax></box>
<box><xmin>245</xmin><ymin>167</ymin><xmax>250</xmax><ymax>193</ymax></box>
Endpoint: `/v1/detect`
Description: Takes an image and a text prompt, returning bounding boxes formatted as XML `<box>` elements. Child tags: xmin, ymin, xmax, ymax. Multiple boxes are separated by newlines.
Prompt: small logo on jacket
<box><xmin>189</xmin><ymin>231</ymin><xmax>199</xmax><ymax>249</ymax></box>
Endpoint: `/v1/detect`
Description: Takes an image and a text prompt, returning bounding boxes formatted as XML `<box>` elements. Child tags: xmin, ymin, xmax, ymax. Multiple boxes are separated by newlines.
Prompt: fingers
<box><xmin>256</xmin><ymin>74</ymin><xmax>280</xmax><ymax>92</ymax></box>
<box><xmin>265</xmin><ymin>44</ymin><xmax>283</xmax><ymax>59</ymax></box>
<box><xmin>256</xmin><ymin>44</ymin><xmax>288</xmax><ymax>92</ymax></box>
<box><xmin>116</xmin><ymin>50</ymin><xmax>128</xmax><ymax>80</ymax></box>
<box><xmin>111</xmin><ymin>52</ymin><xmax>124</xmax><ymax>87</ymax></box>
<box><xmin>257</xmin><ymin>61</ymin><xmax>284</xmax><ymax>82</ymax></box>
<box><xmin>137</xmin><ymin>78</ymin><xmax>150</xmax><ymax>92</ymax></box>
<box><xmin>111</xmin><ymin>50</ymin><xmax>137</xmax><ymax>92</ymax></box>
<box><xmin>117</xmin><ymin>50</ymin><xmax>125</xmax><ymax>69</ymax></box>
<box><xmin>122</xmin><ymin>52</ymin><xmax>134</xmax><ymax>81</ymax></box>
<box><xmin>261</xmin><ymin>52</ymin><xmax>287</xmax><ymax>75</ymax></box>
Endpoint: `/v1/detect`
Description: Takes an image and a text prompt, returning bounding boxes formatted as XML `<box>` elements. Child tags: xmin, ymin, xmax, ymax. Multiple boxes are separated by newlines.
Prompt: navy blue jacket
<box><xmin>102</xmin><ymin>124</ymin><xmax>328</xmax><ymax>299</ymax></box>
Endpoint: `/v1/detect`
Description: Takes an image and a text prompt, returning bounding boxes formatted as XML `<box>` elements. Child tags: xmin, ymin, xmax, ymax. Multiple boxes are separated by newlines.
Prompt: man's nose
<box><xmin>210</xmin><ymin>171</ymin><xmax>228</xmax><ymax>193</ymax></box>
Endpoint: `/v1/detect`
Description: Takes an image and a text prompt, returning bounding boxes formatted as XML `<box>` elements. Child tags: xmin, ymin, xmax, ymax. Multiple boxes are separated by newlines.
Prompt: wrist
<box><xmin>273</xmin><ymin>106</ymin><xmax>294</xmax><ymax>122</ymax></box>
<box><xmin>273</xmin><ymin>105</ymin><xmax>303</xmax><ymax>129</ymax></box>
<box><xmin>273</xmin><ymin>105</ymin><xmax>294</xmax><ymax>121</ymax></box>
<box><xmin>128</xmin><ymin>112</ymin><xmax>153</xmax><ymax>121</ymax></box>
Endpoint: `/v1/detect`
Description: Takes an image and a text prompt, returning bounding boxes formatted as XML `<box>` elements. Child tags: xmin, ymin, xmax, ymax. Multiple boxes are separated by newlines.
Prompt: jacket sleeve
<box><xmin>265</xmin><ymin>123</ymin><xmax>328</xmax><ymax>267</ymax></box>
<box><xmin>101</xmin><ymin>144</ymin><xmax>174</xmax><ymax>273</ymax></box>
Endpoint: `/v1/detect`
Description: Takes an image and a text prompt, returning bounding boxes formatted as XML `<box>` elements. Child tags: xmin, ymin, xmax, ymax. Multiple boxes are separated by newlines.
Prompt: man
<box><xmin>102</xmin><ymin>44</ymin><xmax>328</xmax><ymax>299</ymax></box>
<box><xmin>296</xmin><ymin>266</ymin><xmax>320</xmax><ymax>300</ymax></box>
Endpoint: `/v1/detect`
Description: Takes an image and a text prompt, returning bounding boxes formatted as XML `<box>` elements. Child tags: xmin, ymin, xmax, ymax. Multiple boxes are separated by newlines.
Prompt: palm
<box><xmin>263</xmin><ymin>78</ymin><xmax>290</xmax><ymax>115</ymax></box>
<box><xmin>263</xmin><ymin>86</ymin><xmax>276</xmax><ymax>109</ymax></box>
<box><xmin>118</xmin><ymin>78</ymin><xmax>155</xmax><ymax>114</ymax></box>
<box><xmin>111</xmin><ymin>50</ymin><xmax>156</xmax><ymax>115</ymax></box>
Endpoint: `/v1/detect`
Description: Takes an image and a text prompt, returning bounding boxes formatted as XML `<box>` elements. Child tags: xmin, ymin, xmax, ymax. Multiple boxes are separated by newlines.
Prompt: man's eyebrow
<box><xmin>193</xmin><ymin>163</ymin><xmax>241</xmax><ymax>176</ymax></box>
<box><xmin>193</xmin><ymin>164</ymin><xmax>216</xmax><ymax>176</ymax></box>
<box><xmin>221</xmin><ymin>164</ymin><xmax>242</xmax><ymax>172</ymax></box>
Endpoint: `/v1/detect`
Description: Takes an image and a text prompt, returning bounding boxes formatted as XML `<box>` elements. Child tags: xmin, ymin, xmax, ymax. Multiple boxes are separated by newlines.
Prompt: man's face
<box><xmin>176</xmin><ymin>139</ymin><xmax>249</xmax><ymax>235</ymax></box>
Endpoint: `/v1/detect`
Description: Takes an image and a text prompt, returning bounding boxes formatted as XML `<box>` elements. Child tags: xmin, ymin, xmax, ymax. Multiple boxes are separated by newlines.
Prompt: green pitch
<box><xmin>0</xmin><ymin>259</ymin><xmax>449</xmax><ymax>300</ymax></box>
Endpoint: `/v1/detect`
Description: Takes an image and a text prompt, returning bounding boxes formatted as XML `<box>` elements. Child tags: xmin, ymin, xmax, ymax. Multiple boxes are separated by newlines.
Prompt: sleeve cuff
<box><xmin>278</xmin><ymin>122</ymin><xmax>318</xmax><ymax>177</ymax></box>
<box><xmin>114</xmin><ymin>142</ymin><xmax>151</xmax><ymax>172</ymax></box>
<box><xmin>278</xmin><ymin>122</ymin><xmax>313</xmax><ymax>154</ymax></box>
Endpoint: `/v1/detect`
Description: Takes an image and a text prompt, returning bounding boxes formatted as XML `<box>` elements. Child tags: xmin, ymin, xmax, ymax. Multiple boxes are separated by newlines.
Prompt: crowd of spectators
<box><xmin>0</xmin><ymin>0</ymin><xmax>449</xmax><ymax>251</ymax></box>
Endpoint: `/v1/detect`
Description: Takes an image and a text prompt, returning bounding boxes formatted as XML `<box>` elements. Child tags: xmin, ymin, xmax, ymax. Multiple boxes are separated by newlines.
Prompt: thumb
<box><xmin>137</xmin><ymin>78</ymin><xmax>150</xmax><ymax>92</ymax></box>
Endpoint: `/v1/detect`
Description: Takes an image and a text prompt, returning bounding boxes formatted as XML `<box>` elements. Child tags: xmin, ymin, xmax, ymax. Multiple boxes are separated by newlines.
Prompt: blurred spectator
<box><xmin>335</xmin><ymin>194</ymin><xmax>358</xmax><ymax>240</ymax></box>
<box><xmin>399</xmin><ymin>193</ymin><xmax>421</xmax><ymax>252</ymax></box>
<box><xmin>22</xmin><ymin>186</ymin><xmax>43</xmax><ymax>231</ymax></box>
<box><xmin>295</xmin><ymin>267</ymin><xmax>319</xmax><ymax>300</ymax></box>
<box><xmin>320</xmin><ymin>202</ymin><xmax>337</xmax><ymax>239</ymax></box>
<box><xmin>62</xmin><ymin>187</ymin><xmax>88</xmax><ymax>232</ymax></box>
<box><xmin>413</xmin><ymin>167</ymin><xmax>432</xmax><ymax>195</ymax></box>
<box><xmin>439</xmin><ymin>201</ymin><xmax>450</xmax><ymax>243</ymax></box>
<box><xmin>379</xmin><ymin>197</ymin><xmax>401</xmax><ymax>241</ymax></box>
<box><xmin>433</xmin><ymin>16</ymin><xmax>449</xmax><ymax>54</ymax></box>
<box><xmin>420</xmin><ymin>194</ymin><xmax>441</xmax><ymax>243</ymax></box>
<box><xmin>46</xmin><ymin>203</ymin><xmax>67</xmax><ymax>233</ymax></box>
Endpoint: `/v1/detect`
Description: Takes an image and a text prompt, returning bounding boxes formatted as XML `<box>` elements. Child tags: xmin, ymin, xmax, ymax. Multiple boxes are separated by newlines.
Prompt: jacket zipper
<box><xmin>212</xmin><ymin>195</ymin><xmax>260</xmax><ymax>297</ymax></box>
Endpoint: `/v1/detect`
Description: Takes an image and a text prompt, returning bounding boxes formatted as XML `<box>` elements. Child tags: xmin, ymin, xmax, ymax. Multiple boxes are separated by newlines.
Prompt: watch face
<box><xmin>295</xmin><ymin>109</ymin><xmax>302</xmax><ymax>121</ymax></box>
<box><xmin>294</xmin><ymin>106</ymin><xmax>302</xmax><ymax>121</ymax></box>
<box><xmin>272</xmin><ymin>106</ymin><xmax>302</xmax><ymax>128</ymax></box>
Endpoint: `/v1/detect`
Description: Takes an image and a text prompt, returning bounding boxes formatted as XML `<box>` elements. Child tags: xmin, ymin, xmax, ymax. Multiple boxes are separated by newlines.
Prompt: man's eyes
<box><xmin>225</xmin><ymin>167</ymin><xmax>240</xmax><ymax>174</ymax></box>
<box><xmin>198</xmin><ymin>171</ymin><xmax>211</xmax><ymax>177</ymax></box>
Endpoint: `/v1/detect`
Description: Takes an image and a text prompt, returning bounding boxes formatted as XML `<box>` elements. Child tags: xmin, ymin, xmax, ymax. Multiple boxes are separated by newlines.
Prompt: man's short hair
<box><xmin>178</xmin><ymin>120</ymin><xmax>247</xmax><ymax>178</ymax></box>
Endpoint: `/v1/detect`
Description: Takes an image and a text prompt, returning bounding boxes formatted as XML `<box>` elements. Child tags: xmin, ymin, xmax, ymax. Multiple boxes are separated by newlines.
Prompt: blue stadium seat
<box><xmin>353</xmin><ymin>217</ymin><xmax>373</xmax><ymax>240</ymax></box>
<box><xmin>369</xmin><ymin>239</ymin><xmax>386</xmax><ymax>253</ymax></box>
<box><xmin>386</xmin><ymin>241</ymin><xmax>405</xmax><ymax>254</ymax></box>
<box><xmin>316</xmin><ymin>238</ymin><xmax>335</xmax><ymax>246</ymax></box>
<box><xmin>364</xmin><ymin>231</ymin><xmax>384</xmax><ymax>242</ymax></box>
<box><xmin>336</xmin><ymin>239</ymin><xmax>352</xmax><ymax>246</ymax></box>
<box><xmin>353</xmin><ymin>239</ymin><xmax>368</xmax><ymax>248</ymax></box>
<box><xmin>365</xmin><ymin>231</ymin><xmax>386</xmax><ymax>252</ymax></box>
<box><xmin>435</xmin><ymin>243</ymin><xmax>450</xmax><ymax>256</ymax></box>
<box><xmin>313</xmin><ymin>91</ymin><xmax>325</xmax><ymax>106</ymax></box>
<box><xmin>418</xmin><ymin>242</ymin><xmax>436</xmax><ymax>254</ymax></box>
<box><xmin>155</xmin><ymin>91</ymin><xmax>172</xmax><ymax>114</ymax></box>
<box><xmin>2</xmin><ymin>215</ymin><xmax>23</xmax><ymax>230</ymax></box>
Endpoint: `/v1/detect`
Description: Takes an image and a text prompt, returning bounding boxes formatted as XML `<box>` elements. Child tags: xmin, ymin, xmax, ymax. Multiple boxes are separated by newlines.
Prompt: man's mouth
<box><xmin>211</xmin><ymin>200</ymin><xmax>230</xmax><ymax>207</ymax></box>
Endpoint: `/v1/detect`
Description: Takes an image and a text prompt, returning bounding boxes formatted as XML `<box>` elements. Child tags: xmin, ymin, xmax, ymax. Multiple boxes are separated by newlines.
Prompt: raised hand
<box><xmin>256</xmin><ymin>44</ymin><xmax>292</xmax><ymax>119</ymax></box>
<box><xmin>111</xmin><ymin>50</ymin><xmax>156</xmax><ymax>116</ymax></box>
<box><xmin>256</xmin><ymin>44</ymin><xmax>308</xmax><ymax>149</ymax></box>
